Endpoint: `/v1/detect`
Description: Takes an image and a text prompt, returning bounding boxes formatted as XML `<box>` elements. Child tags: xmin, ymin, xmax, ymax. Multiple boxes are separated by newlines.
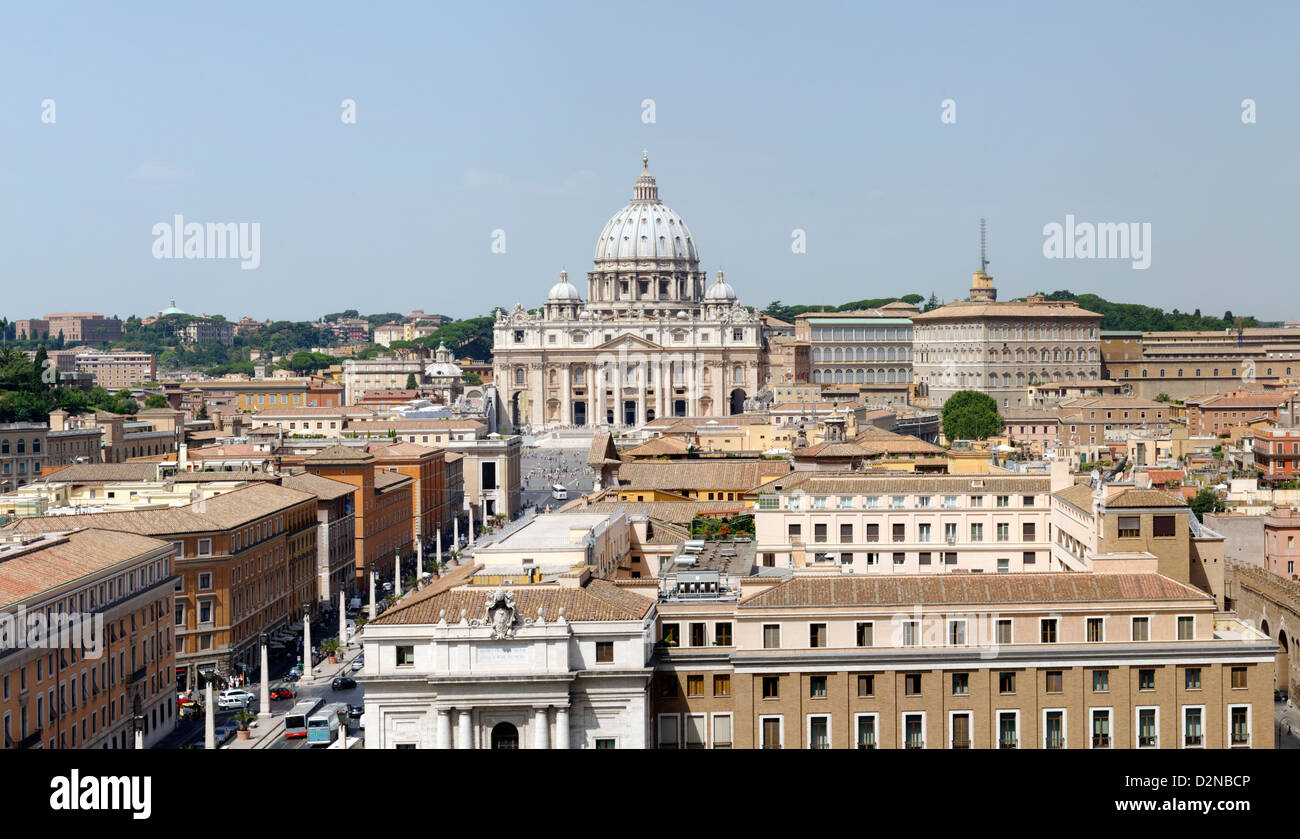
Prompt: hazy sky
<box><xmin>2</xmin><ymin>2</ymin><xmax>1296</xmax><ymax>323</ymax></box>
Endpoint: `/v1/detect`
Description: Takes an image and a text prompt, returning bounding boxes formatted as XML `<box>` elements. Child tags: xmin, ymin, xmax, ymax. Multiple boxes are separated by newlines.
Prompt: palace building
<box><xmin>492</xmin><ymin>156</ymin><xmax>765</xmax><ymax>431</ymax></box>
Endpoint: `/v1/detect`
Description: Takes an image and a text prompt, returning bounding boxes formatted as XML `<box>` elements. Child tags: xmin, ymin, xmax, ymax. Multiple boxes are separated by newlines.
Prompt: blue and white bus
<box><xmin>307</xmin><ymin>703</ymin><xmax>349</xmax><ymax>745</ymax></box>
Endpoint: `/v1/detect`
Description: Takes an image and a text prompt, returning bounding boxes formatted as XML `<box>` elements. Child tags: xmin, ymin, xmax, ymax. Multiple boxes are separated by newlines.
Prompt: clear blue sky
<box><xmin>1</xmin><ymin>1</ymin><xmax>1296</xmax><ymax>323</ymax></box>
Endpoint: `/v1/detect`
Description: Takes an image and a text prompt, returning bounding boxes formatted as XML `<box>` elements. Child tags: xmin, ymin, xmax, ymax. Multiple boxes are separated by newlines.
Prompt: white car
<box><xmin>216</xmin><ymin>689</ymin><xmax>256</xmax><ymax>709</ymax></box>
<box><xmin>351</xmin><ymin>656</ymin><xmax>364</xmax><ymax>672</ymax></box>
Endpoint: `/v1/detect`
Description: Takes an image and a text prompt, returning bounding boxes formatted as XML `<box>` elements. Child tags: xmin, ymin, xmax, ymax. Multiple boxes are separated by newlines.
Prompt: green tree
<box><xmin>405</xmin><ymin>372</ymin><xmax>417</xmax><ymax>389</ymax></box>
<box><xmin>1154</xmin><ymin>393</ymin><xmax>1171</xmax><ymax>403</ymax></box>
<box><xmin>941</xmin><ymin>390</ymin><xmax>1003</xmax><ymax>441</ymax></box>
<box><xmin>144</xmin><ymin>394</ymin><xmax>169</xmax><ymax>409</ymax></box>
<box><xmin>1189</xmin><ymin>487</ymin><xmax>1225</xmax><ymax>522</ymax></box>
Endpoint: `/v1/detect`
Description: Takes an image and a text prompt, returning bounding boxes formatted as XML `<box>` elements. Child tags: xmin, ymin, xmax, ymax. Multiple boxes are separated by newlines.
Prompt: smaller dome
<box><xmin>547</xmin><ymin>269</ymin><xmax>583</xmax><ymax>302</ymax></box>
<box><xmin>704</xmin><ymin>269</ymin><xmax>736</xmax><ymax>301</ymax></box>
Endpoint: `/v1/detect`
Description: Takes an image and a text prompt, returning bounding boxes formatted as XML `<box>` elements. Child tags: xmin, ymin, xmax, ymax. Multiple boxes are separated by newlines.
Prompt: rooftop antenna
<box><xmin>979</xmin><ymin>218</ymin><xmax>989</xmax><ymax>273</ymax></box>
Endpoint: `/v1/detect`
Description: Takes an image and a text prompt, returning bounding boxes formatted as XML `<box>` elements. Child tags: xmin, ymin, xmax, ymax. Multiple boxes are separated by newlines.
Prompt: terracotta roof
<box><xmin>588</xmin><ymin>431</ymin><xmax>620</xmax><ymax>467</ymax></box>
<box><xmin>281</xmin><ymin>472</ymin><xmax>357</xmax><ymax>501</ymax></box>
<box><xmin>374</xmin><ymin>470</ymin><xmax>413</xmax><ymax>490</ymax></box>
<box><xmin>371</xmin><ymin>578</ymin><xmax>653</xmax><ymax>625</ymax></box>
<box><xmin>1053</xmin><ymin>482</ymin><xmax>1096</xmax><ymax>512</ymax></box>
<box><xmin>911</xmin><ymin>301</ymin><xmax>1102</xmax><ymax>320</ymax></box>
<box><xmin>851</xmin><ymin>427</ymin><xmax>944</xmax><ymax>455</ymax></box>
<box><xmin>0</xmin><ymin>529</ymin><xmax>173</xmax><ymax>609</ymax></box>
<box><xmin>304</xmin><ymin>445</ymin><xmax>373</xmax><ymax>464</ymax></box>
<box><xmin>346</xmin><ymin>419</ymin><xmax>485</xmax><ymax>430</ymax></box>
<box><xmin>365</xmin><ymin>441</ymin><xmax>440</xmax><ymax>458</ymax></box>
<box><xmin>35</xmin><ymin>463</ymin><xmax>158</xmax><ymax>484</ymax></box>
<box><xmin>794</xmin><ymin>441</ymin><xmax>872</xmax><ymax>459</ymax></box>
<box><xmin>740</xmin><ymin>572</ymin><xmax>1210</xmax><ymax>609</ymax></box>
<box><xmin>623</xmin><ymin>436</ymin><xmax>690</xmax><ymax>458</ymax></box>
<box><xmin>1105</xmin><ymin>488</ymin><xmax>1188</xmax><ymax>508</ymax></box>
<box><xmin>614</xmin><ymin>460</ymin><xmax>790</xmax><ymax>492</ymax></box>
<box><xmin>255</xmin><ymin>407</ymin><xmax>376</xmax><ymax>417</ymax></box>
<box><xmin>755</xmin><ymin>471</ymin><xmax>1050</xmax><ymax>496</ymax></box>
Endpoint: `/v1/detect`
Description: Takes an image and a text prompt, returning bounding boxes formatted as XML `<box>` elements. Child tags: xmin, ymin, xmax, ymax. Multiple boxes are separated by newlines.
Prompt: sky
<box><xmin>1</xmin><ymin>1</ymin><xmax>1297</xmax><ymax>323</ymax></box>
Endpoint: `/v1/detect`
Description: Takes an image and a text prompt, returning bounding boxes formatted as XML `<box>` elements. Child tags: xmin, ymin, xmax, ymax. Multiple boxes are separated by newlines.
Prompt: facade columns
<box><xmin>656</xmin><ymin>359</ymin><xmax>665</xmax><ymax>419</ymax></box>
<box><xmin>562</xmin><ymin>364</ymin><xmax>572</xmax><ymax>425</ymax></box>
<box><xmin>456</xmin><ymin>709</ymin><xmax>473</xmax><ymax>749</ymax></box>
<box><xmin>555</xmin><ymin>707</ymin><xmax>570</xmax><ymax>749</ymax></box>
<box><xmin>636</xmin><ymin>363</ymin><xmax>646</xmax><ymax>426</ymax></box>
<box><xmin>435</xmin><ymin>709</ymin><xmax>452</xmax><ymax>749</ymax></box>
<box><xmin>613</xmin><ymin>361</ymin><xmax>623</xmax><ymax>425</ymax></box>
<box><xmin>533</xmin><ymin>707</ymin><xmax>551</xmax><ymax>749</ymax></box>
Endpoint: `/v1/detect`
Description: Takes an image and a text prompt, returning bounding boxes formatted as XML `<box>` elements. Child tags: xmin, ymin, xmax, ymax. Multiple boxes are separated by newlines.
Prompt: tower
<box><xmin>970</xmin><ymin>218</ymin><xmax>997</xmax><ymax>303</ymax></box>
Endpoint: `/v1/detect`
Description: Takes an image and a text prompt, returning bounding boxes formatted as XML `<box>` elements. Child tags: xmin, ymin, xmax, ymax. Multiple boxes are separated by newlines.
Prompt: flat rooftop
<box><xmin>478</xmin><ymin>512</ymin><xmax>614</xmax><ymax>553</ymax></box>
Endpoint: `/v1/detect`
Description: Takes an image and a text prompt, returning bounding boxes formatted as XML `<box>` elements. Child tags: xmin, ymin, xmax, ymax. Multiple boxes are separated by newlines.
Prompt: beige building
<box><xmin>74</xmin><ymin>350</ymin><xmax>157</xmax><ymax>390</ymax></box>
<box><xmin>912</xmin><ymin>273</ymin><xmax>1102</xmax><ymax>411</ymax></box>
<box><xmin>492</xmin><ymin>156</ymin><xmax>764</xmax><ymax>430</ymax></box>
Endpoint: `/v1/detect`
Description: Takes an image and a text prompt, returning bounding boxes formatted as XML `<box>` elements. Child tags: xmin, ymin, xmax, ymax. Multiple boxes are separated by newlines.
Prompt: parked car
<box><xmin>282</xmin><ymin>671</ymin><xmax>300</xmax><ymax>683</ymax></box>
<box><xmin>348</xmin><ymin>703</ymin><xmax>364</xmax><ymax>720</ymax></box>
<box><xmin>351</xmin><ymin>656</ymin><xmax>364</xmax><ymax>672</ymax></box>
<box><xmin>216</xmin><ymin>689</ymin><xmax>256</xmax><ymax>709</ymax></box>
<box><xmin>269</xmin><ymin>686</ymin><xmax>296</xmax><ymax>701</ymax></box>
<box><xmin>331</xmin><ymin>676</ymin><xmax>357</xmax><ymax>691</ymax></box>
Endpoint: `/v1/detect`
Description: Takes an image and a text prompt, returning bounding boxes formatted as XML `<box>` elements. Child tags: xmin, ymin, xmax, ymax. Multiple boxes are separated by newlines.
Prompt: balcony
<box><xmin>1092</xmin><ymin>734</ymin><xmax>1110</xmax><ymax>748</ymax></box>
<box><xmin>127</xmin><ymin>667</ymin><xmax>147</xmax><ymax>685</ymax></box>
<box><xmin>1184</xmin><ymin>733</ymin><xmax>1203</xmax><ymax>747</ymax></box>
<box><xmin>951</xmin><ymin>739</ymin><xmax>971</xmax><ymax>750</ymax></box>
<box><xmin>1230</xmin><ymin>734</ymin><xmax>1249</xmax><ymax>747</ymax></box>
<box><xmin>857</xmin><ymin>741</ymin><xmax>877</xmax><ymax>750</ymax></box>
<box><xmin>904</xmin><ymin>740</ymin><xmax>925</xmax><ymax>750</ymax></box>
<box><xmin>18</xmin><ymin>729</ymin><xmax>43</xmax><ymax>749</ymax></box>
<box><xmin>1045</xmin><ymin>736</ymin><xmax>1064</xmax><ymax>750</ymax></box>
<box><xmin>1139</xmin><ymin>735</ymin><xmax>1157</xmax><ymax>747</ymax></box>
<box><xmin>999</xmin><ymin>738</ymin><xmax>1018</xmax><ymax>749</ymax></box>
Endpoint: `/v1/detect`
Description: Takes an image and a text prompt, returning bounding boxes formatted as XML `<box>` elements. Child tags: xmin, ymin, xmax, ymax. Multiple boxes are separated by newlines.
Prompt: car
<box><xmin>331</xmin><ymin>676</ymin><xmax>357</xmax><ymax>691</ymax></box>
<box><xmin>351</xmin><ymin>656</ymin><xmax>364</xmax><ymax>672</ymax></box>
<box><xmin>216</xmin><ymin>689</ymin><xmax>256</xmax><ymax>709</ymax></box>
<box><xmin>348</xmin><ymin>703</ymin><xmax>364</xmax><ymax>719</ymax></box>
<box><xmin>282</xmin><ymin>671</ymin><xmax>300</xmax><ymax>683</ymax></box>
<box><xmin>268</xmin><ymin>686</ymin><xmax>296</xmax><ymax>701</ymax></box>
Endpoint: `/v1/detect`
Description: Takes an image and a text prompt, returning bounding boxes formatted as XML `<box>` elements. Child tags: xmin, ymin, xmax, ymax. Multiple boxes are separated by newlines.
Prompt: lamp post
<box><xmin>132</xmin><ymin>694</ymin><xmax>145</xmax><ymax>750</ymax></box>
<box><xmin>302</xmin><ymin>601</ymin><xmax>313</xmax><ymax>680</ymax></box>
<box><xmin>204</xmin><ymin>678</ymin><xmax>215</xmax><ymax>750</ymax></box>
<box><xmin>369</xmin><ymin>566</ymin><xmax>377</xmax><ymax>621</ymax></box>
<box><xmin>338</xmin><ymin>591</ymin><xmax>347</xmax><ymax>649</ymax></box>
<box><xmin>258</xmin><ymin>631</ymin><xmax>270</xmax><ymax>718</ymax></box>
<box><xmin>436</xmin><ymin>528</ymin><xmax>443</xmax><ymax>571</ymax></box>
<box><xmin>394</xmin><ymin>553</ymin><xmax>401</xmax><ymax>598</ymax></box>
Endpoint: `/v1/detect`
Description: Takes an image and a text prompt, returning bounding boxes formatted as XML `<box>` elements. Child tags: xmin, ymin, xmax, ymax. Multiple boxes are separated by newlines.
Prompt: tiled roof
<box><xmin>346</xmin><ymin>418</ymin><xmax>486</xmax><ymax>430</ymax></box>
<box><xmin>281</xmin><ymin>472</ymin><xmax>357</xmax><ymax>501</ymax></box>
<box><xmin>556</xmin><ymin>499</ymin><xmax>747</xmax><ymax>524</ymax></box>
<box><xmin>1053</xmin><ymin>482</ymin><xmax>1096</xmax><ymax>512</ymax></box>
<box><xmin>794</xmin><ymin>441</ymin><xmax>872</xmax><ymax>458</ymax></box>
<box><xmin>759</xmin><ymin>471</ymin><xmax>1049</xmax><ymax>495</ymax></box>
<box><xmin>588</xmin><ymin>431</ymin><xmax>620</xmax><ymax>467</ymax></box>
<box><xmin>740</xmin><ymin>572</ymin><xmax>1210</xmax><ymax>609</ymax></box>
<box><xmin>304</xmin><ymin>445</ymin><xmax>373</xmax><ymax>463</ymax></box>
<box><xmin>36</xmin><ymin>463</ymin><xmax>158</xmax><ymax>484</ymax></box>
<box><xmin>614</xmin><ymin>460</ymin><xmax>790</xmax><ymax>491</ymax></box>
<box><xmin>374</xmin><ymin>470</ymin><xmax>413</xmax><ymax>490</ymax></box>
<box><xmin>0</xmin><ymin>529</ymin><xmax>173</xmax><ymax>609</ymax></box>
<box><xmin>365</xmin><ymin>441</ymin><xmax>440</xmax><ymax>458</ymax></box>
<box><xmin>911</xmin><ymin>301</ymin><xmax>1102</xmax><ymax>320</ymax></box>
<box><xmin>371</xmin><ymin>577</ymin><xmax>653</xmax><ymax>625</ymax></box>
<box><xmin>1105</xmin><ymin>488</ymin><xmax>1188</xmax><ymax>508</ymax></box>
<box><xmin>621</xmin><ymin>436</ymin><xmax>690</xmax><ymax>458</ymax></box>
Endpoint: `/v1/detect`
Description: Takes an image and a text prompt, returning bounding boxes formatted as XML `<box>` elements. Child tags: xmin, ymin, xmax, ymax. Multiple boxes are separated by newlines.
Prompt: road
<box><xmin>519</xmin><ymin>445</ymin><xmax>596</xmax><ymax>512</ymax></box>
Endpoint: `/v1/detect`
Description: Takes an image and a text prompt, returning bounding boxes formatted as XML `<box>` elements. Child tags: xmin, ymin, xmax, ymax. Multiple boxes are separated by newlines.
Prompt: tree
<box><xmin>923</xmin><ymin>292</ymin><xmax>941</xmax><ymax>312</ymax></box>
<box><xmin>405</xmin><ymin>372</ymin><xmax>417</xmax><ymax>390</ymax></box>
<box><xmin>463</xmin><ymin>371</ymin><xmax>482</xmax><ymax>386</ymax></box>
<box><xmin>145</xmin><ymin>394</ymin><xmax>169</xmax><ymax>409</ymax></box>
<box><xmin>1154</xmin><ymin>393</ymin><xmax>1171</xmax><ymax>403</ymax></box>
<box><xmin>1189</xmin><ymin>487</ymin><xmax>1225</xmax><ymax>522</ymax></box>
<box><xmin>196</xmin><ymin>403</ymin><xmax>209</xmax><ymax>420</ymax></box>
<box><xmin>941</xmin><ymin>390</ymin><xmax>1003</xmax><ymax>441</ymax></box>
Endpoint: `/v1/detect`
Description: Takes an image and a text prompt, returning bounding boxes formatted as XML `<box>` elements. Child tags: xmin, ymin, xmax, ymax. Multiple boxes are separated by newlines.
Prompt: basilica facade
<box><xmin>492</xmin><ymin>156</ymin><xmax>764</xmax><ymax>431</ymax></box>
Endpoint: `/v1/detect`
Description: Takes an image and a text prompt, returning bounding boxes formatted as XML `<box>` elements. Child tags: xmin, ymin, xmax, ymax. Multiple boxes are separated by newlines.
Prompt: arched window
<box><xmin>866</xmin><ymin>369</ymin><xmax>876</xmax><ymax>383</ymax></box>
<box><xmin>514</xmin><ymin>368</ymin><xmax>525</xmax><ymax>386</ymax></box>
<box><xmin>733</xmin><ymin>364</ymin><xmax>743</xmax><ymax>383</ymax></box>
<box><xmin>812</xmin><ymin>369</ymin><xmax>822</xmax><ymax>383</ymax></box>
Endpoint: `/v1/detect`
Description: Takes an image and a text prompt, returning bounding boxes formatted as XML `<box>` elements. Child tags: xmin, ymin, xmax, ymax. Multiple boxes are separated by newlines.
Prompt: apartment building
<box><xmin>2</xmin><ymin>483</ymin><xmax>320</xmax><ymax>691</ymax></box>
<box><xmin>0</xmin><ymin>528</ymin><xmax>177</xmax><ymax>750</ymax></box>
<box><xmin>365</xmin><ymin>442</ymin><xmax>448</xmax><ymax>550</ymax></box>
<box><xmin>45</xmin><ymin>313</ymin><xmax>123</xmax><ymax>344</ymax></box>
<box><xmin>74</xmin><ymin>350</ymin><xmax>157</xmax><ymax>390</ymax></box>
<box><xmin>1187</xmin><ymin>390</ymin><xmax>1297</xmax><ymax>437</ymax></box>
<box><xmin>753</xmin><ymin>472</ymin><xmax>1056</xmax><ymax>574</ymax></box>
<box><xmin>654</xmin><ymin>573</ymin><xmax>1274</xmax><ymax>749</ymax></box>
<box><xmin>1102</xmin><ymin>328</ymin><xmax>1300</xmax><ymax>401</ymax></box>
<box><xmin>0</xmin><ymin>424</ymin><xmax>48</xmax><ymax>492</ymax></box>
<box><xmin>281</xmin><ymin>472</ymin><xmax>358</xmax><ymax>600</ymax></box>
<box><xmin>1252</xmin><ymin>424</ymin><xmax>1300</xmax><ymax>483</ymax></box>
<box><xmin>178</xmin><ymin>320</ymin><xmax>235</xmax><ymax>346</ymax></box>
<box><xmin>1056</xmin><ymin>397</ymin><xmax>1170</xmax><ymax>447</ymax></box>
<box><xmin>302</xmin><ymin>446</ymin><xmax>414</xmax><ymax>581</ymax></box>
<box><xmin>163</xmin><ymin>379</ymin><xmax>343</xmax><ymax>415</ymax></box>
<box><xmin>342</xmin><ymin>357</ymin><xmax>426</xmax><ymax>405</ymax></box>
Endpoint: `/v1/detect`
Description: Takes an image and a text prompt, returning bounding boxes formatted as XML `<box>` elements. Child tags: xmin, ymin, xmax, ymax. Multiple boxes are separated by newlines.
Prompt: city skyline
<box><xmin>2</xmin><ymin>2</ymin><xmax>1297</xmax><ymax>321</ymax></box>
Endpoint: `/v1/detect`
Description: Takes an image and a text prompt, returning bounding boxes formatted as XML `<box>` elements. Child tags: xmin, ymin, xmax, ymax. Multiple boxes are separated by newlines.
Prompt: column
<box><xmin>435</xmin><ymin>709</ymin><xmax>452</xmax><ymax>749</ymax></box>
<box><xmin>369</xmin><ymin>569</ymin><xmax>377</xmax><ymax>621</ymax></box>
<box><xmin>204</xmin><ymin>681</ymin><xmax>215</xmax><ymax>749</ymax></box>
<box><xmin>656</xmin><ymin>360</ymin><xmax>665</xmax><ymax>419</ymax></box>
<box><xmin>453</xmin><ymin>517</ymin><xmax>460</xmax><ymax>552</ymax></box>
<box><xmin>534</xmin><ymin>707</ymin><xmax>551</xmax><ymax>749</ymax></box>
<box><xmin>555</xmin><ymin>707</ymin><xmax>570</xmax><ymax>749</ymax></box>
<box><xmin>636</xmin><ymin>364</ymin><xmax>646</xmax><ymax>426</ymax></box>
<box><xmin>394</xmin><ymin>553</ymin><xmax>401</xmax><ymax>598</ymax></box>
<box><xmin>435</xmin><ymin>528</ymin><xmax>443</xmax><ymax>569</ymax></box>
<box><xmin>613</xmin><ymin>361</ymin><xmax>623</xmax><ymax>425</ymax></box>
<box><xmin>467</xmin><ymin>503</ymin><xmax>475</xmax><ymax>546</ymax></box>
<box><xmin>303</xmin><ymin>609</ymin><xmax>313</xmax><ymax>679</ymax></box>
<box><xmin>338</xmin><ymin>592</ymin><xmax>346</xmax><ymax>649</ymax></box>
<box><xmin>259</xmin><ymin>639</ymin><xmax>270</xmax><ymax>717</ymax></box>
<box><xmin>456</xmin><ymin>709</ymin><xmax>473</xmax><ymax>749</ymax></box>
<box><xmin>562</xmin><ymin>365</ymin><xmax>572</xmax><ymax>425</ymax></box>
<box><xmin>416</xmin><ymin>540</ymin><xmax>424</xmax><ymax>580</ymax></box>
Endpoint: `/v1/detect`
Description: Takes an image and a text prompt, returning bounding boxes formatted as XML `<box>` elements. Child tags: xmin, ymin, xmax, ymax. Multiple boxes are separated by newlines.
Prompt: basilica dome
<box><xmin>593</xmin><ymin>155</ymin><xmax>698</xmax><ymax>264</ymax></box>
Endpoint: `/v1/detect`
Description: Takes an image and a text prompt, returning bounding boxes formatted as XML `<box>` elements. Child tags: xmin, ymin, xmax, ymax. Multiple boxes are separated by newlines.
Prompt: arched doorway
<box><xmin>1279</xmin><ymin>630</ymin><xmax>1290</xmax><ymax>696</ymax></box>
<box><xmin>491</xmin><ymin>721</ymin><xmax>519</xmax><ymax>749</ymax></box>
<box><xmin>729</xmin><ymin>388</ymin><xmax>746</xmax><ymax>415</ymax></box>
<box><xmin>510</xmin><ymin>392</ymin><xmax>523</xmax><ymax>429</ymax></box>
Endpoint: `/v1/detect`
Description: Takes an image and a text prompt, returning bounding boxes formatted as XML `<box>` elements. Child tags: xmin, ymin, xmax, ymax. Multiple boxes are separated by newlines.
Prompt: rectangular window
<box><xmin>840</xmin><ymin>523</ymin><xmax>853</xmax><ymax>543</ymax></box>
<box><xmin>999</xmin><ymin>672</ymin><xmax>1016</xmax><ymax>694</ymax></box>
<box><xmin>686</xmin><ymin>675</ymin><xmax>704</xmax><ymax>697</ymax></box>
<box><xmin>996</xmin><ymin>495</ymin><xmax>1010</xmax><ymax>508</ymax></box>
<box><xmin>1183</xmin><ymin>707</ymin><xmax>1203</xmax><ymax>747</ymax></box>
<box><xmin>902</xmin><ymin>620</ymin><xmax>920</xmax><ymax>647</ymax></box>
<box><xmin>761</xmin><ymin>717</ymin><xmax>782</xmax><ymax>749</ymax></box>
<box><xmin>892</xmin><ymin>523</ymin><xmax>905</xmax><ymax>542</ymax></box>
<box><xmin>808</xmin><ymin>715</ymin><xmax>829</xmax><ymax>750</ymax></box>
<box><xmin>1118</xmin><ymin>516</ymin><xmax>1140</xmax><ymax>538</ymax></box>
<box><xmin>1091</xmin><ymin>709</ymin><xmax>1112</xmax><ymax>748</ymax></box>
<box><xmin>1045</xmin><ymin>711</ymin><xmax>1065</xmax><ymax>749</ymax></box>
<box><xmin>714</xmin><ymin>622</ymin><xmax>732</xmax><ymax>647</ymax></box>
<box><xmin>713</xmin><ymin>674</ymin><xmax>730</xmax><ymax>697</ymax></box>
<box><xmin>998</xmin><ymin>711</ymin><xmax>1018</xmax><ymax>749</ymax></box>
<box><xmin>1153</xmin><ymin>515</ymin><xmax>1176</xmax><ymax>538</ymax></box>
<box><xmin>952</xmin><ymin>672</ymin><xmax>969</xmax><ymax>695</ymax></box>
<box><xmin>809</xmin><ymin>623</ymin><xmax>827</xmax><ymax>648</ymax></box>
<box><xmin>1230</xmin><ymin>705</ymin><xmax>1250</xmax><ymax>746</ymax></box>
<box><xmin>809</xmin><ymin>676</ymin><xmax>827</xmax><ymax>698</ymax></box>
<box><xmin>997</xmin><ymin>523</ymin><xmax>1009</xmax><ymax>542</ymax></box>
<box><xmin>689</xmin><ymin>623</ymin><xmax>706</xmax><ymax>647</ymax></box>
<box><xmin>970</xmin><ymin>523</ymin><xmax>983</xmax><ymax>542</ymax></box>
<box><xmin>903</xmin><ymin>714</ymin><xmax>924</xmax><ymax>749</ymax></box>
<box><xmin>1023</xmin><ymin>523</ymin><xmax>1036</xmax><ymax>541</ymax></box>
<box><xmin>595</xmin><ymin>641</ymin><xmax>614</xmax><ymax>663</ymax></box>
<box><xmin>855</xmin><ymin>622</ymin><xmax>873</xmax><ymax>647</ymax></box>
<box><xmin>857</xmin><ymin>674</ymin><xmax>874</xmax><ymax>697</ymax></box>
<box><xmin>395</xmin><ymin>645</ymin><xmax>415</xmax><ymax>667</ymax></box>
<box><xmin>1093</xmin><ymin>669</ymin><xmax>1110</xmax><ymax>692</ymax></box>
<box><xmin>660</xmin><ymin>676</ymin><xmax>678</xmax><ymax>698</ymax></box>
<box><xmin>1138</xmin><ymin>708</ymin><xmax>1158</xmax><ymax>748</ymax></box>
<box><xmin>865</xmin><ymin>523</ymin><xmax>879</xmax><ymax>542</ymax></box>
<box><xmin>661</xmin><ymin>623</ymin><xmax>679</xmax><ymax>646</ymax></box>
<box><xmin>712</xmin><ymin>714</ymin><xmax>732</xmax><ymax>749</ymax></box>
<box><xmin>762</xmin><ymin>676</ymin><xmax>779</xmax><ymax>699</ymax></box>
<box><xmin>1132</xmin><ymin>617</ymin><xmax>1150</xmax><ymax>642</ymax></box>
<box><xmin>1040</xmin><ymin>618</ymin><xmax>1058</xmax><ymax>644</ymax></box>
<box><xmin>856</xmin><ymin>715</ymin><xmax>877</xmax><ymax>749</ymax></box>
<box><xmin>1086</xmin><ymin>617</ymin><xmax>1104</xmax><ymax>642</ymax></box>
<box><xmin>1045</xmin><ymin>671</ymin><xmax>1063</xmax><ymax>693</ymax></box>
<box><xmin>762</xmin><ymin>624</ymin><xmax>781</xmax><ymax>649</ymax></box>
<box><xmin>1231</xmin><ymin>667</ymin><xmax>1247</xmax><ymax>689</ymax></box>
<box><xmin>657</xmin><ymin>715</ymin><xmax>679</xmax><ymax>750</ymax></box>
<box><xmin>787</xmin><ymin>523</ymin><xmax>801</xmax><ymax>541</ymax></box>
<box><xmin>197</xmin><ymin>538</ymin><xmax>212</xmax><ymax>556</ymax></box>
<box><xmin>813</xmin><ymin>523</ymin><xmax>827</xmax><ymax>543</ymax></box>
<box><xmin>1139</xmin><ymin>669</ymin><xmax>1155</xmax><ymax>691</ymax></box>
<box><xmin>949</xmin><ymin>619</ymin><xmax>967</xmax><ymax>646</ymax></box>
<box><xmin>197</xmin><ymin>573</ymin><xmax>212</xmax><ymax>591</ymax></box>
<box><xmin>904</xmin><ymin>673</ymin><xmax>922</xmax><ymax>696</ymax></box>
<box><xmin>1185</xmin><ymin>667</ymin><xmax>1201</xmax><ymax>690</ymax></box>
<box><xmin>996</xmin><ymin>619</ymin><xmax>1012</xmax><ymax>645</ymax></box>
<box><xmin>1177</xmin><ymin>616</ymin><xmax>1194</xmax><ymax>641</ymax></box>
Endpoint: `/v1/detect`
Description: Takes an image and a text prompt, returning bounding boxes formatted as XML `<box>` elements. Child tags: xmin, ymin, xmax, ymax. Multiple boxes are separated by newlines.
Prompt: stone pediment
<box><xmin>593</xmin><ymin>333</ymin><xmax>663</xmax><ymax>352</ymax></box>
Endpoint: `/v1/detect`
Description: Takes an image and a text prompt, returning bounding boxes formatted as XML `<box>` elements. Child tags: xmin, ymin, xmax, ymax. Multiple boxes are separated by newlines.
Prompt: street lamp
<box><xmin>132</xmin><ymin>694</ymin><xmax>145</xmax><ymax>750</ymax></box>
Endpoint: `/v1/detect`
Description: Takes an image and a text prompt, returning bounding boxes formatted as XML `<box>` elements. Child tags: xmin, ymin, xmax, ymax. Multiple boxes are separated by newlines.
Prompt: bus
<box><xmin>283</xmin><ymin>697</ymin><xmax>324</xmax><ymax>739</ymax></box>
<box><xmin>307</xmin><ymin>703</ymin><xmax>349</xmax><ymax>746</ymax></box>
<box><xmin>551</xmin><ymin>484</ymin><xmax>567</xmax><ymax>500</ymax></box>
